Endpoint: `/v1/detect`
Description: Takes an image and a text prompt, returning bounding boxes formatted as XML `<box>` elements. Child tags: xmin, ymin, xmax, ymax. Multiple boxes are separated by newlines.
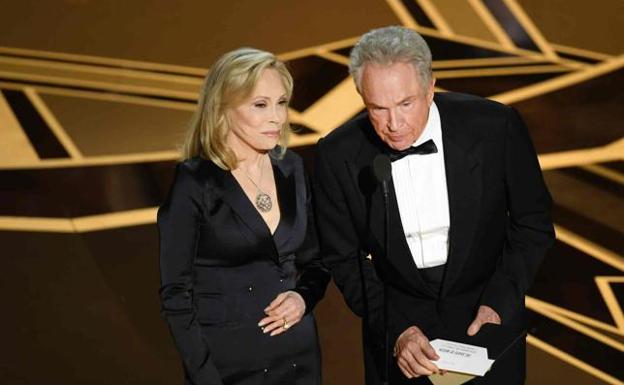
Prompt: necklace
<box><xmin>241</xmin><ymin>157</ymin><xmax>272</xmax><ymax>213</ymax></box>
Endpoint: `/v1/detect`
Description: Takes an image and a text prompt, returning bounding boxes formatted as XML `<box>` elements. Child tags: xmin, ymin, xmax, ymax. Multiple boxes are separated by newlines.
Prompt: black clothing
<box><xmin>159</xmin><ymin>150</ymin><xmax>329</xmax><ymax>385</ymax></box>
<box><xmin>314</xmin><ymin>92</ymin><xmax>555</xmax><ymax>384</ymax></box>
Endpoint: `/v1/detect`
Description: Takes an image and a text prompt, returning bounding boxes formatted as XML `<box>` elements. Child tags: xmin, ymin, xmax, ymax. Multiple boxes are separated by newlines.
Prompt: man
<box><xmin>314</xmin><ymin>26</ymin><xmax>554</xmax><ymax>384</ymax></box>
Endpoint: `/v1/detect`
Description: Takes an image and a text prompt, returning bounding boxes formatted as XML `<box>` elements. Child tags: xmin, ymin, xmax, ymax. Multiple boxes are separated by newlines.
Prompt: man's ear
<box><xmin>428</xmin><ymin>78</ymin><xmax>436</xmax><ymax>105</ymax></box>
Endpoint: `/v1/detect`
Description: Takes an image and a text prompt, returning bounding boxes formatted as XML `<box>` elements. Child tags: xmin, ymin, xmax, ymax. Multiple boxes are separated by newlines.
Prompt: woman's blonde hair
<box><xmin>182</xmin><ymin>47</ymin><xmax>293</xmax><ymax>170</ymax></box>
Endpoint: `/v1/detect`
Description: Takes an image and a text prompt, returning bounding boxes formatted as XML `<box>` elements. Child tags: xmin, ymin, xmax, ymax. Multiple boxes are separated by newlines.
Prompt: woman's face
<box><xmin>227</xmin><ymin>68</ymin><xmax>288</xmax><ymax>156</ymax></box>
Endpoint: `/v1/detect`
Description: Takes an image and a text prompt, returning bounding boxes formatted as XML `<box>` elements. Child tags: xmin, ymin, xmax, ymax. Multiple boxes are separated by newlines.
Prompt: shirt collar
<box><xmin>412</xmin><ymin>101</ymin><xmax>441</xmax><ymax>148</ymax></box>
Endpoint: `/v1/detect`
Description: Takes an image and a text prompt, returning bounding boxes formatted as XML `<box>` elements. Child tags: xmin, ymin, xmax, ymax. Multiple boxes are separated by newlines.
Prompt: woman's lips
<box><xmin>263</xmin><ymin>130</ymin><xmax>280</xmax><ymax>138</ymax></box>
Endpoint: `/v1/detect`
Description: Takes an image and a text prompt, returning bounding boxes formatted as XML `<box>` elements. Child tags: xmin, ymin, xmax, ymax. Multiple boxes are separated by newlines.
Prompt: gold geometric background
<box><xmin>0</xmin><ymin>1</ymin><xmax>622</xmax><ymax>384</ymax></box>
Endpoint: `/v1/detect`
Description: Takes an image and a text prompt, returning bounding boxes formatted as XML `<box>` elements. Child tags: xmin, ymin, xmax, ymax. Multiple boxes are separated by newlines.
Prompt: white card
<box><xmin>430</xmin><ymin>339</ymin><xmax>495</xmax><ymax>376</ymax></box>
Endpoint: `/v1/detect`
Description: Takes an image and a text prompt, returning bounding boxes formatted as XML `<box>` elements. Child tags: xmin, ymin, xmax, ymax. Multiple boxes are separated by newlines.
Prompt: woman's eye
<box><xmin>254</xmin><ymin>103</ymin><xmax>267</xmax><ymax>108</ymax></box>
<box><xmin>278</xmin><ymin>99</ymin><xmax>288</xmax><ymax>105</ymax></box>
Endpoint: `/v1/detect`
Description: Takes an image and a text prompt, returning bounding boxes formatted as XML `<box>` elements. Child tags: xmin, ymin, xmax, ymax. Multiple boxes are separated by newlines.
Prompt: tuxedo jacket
<box><xmin>158</xmin><ymin>151</ymin><xmax>329</xmax><ymax>385</ymax></box>
<box><xmin>313</xmin><ymin>92</ymin><xmax>555</xmax><ymax>384</ymax></box>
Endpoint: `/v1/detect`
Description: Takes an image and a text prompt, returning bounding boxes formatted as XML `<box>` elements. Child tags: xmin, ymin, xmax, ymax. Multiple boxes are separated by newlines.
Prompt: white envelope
<box><xmin>430</xmin><ymin>339</ymin><xmax>495</xmax><ymax>377</ymax></box>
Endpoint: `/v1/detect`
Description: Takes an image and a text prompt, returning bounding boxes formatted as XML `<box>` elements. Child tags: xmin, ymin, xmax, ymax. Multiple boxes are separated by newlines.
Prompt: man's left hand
<box><xmin>467</xmin><ymin>305</ymin><xmax>501</xmax><ymax>336</ymax></box>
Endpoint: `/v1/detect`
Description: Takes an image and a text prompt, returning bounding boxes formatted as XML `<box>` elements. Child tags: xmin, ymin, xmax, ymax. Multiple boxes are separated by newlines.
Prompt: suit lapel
<box><xmin>213</xmin><ymin>162</ymin><xmax>280</xmax><ymax>262</ymax></box>
<box><xmin>437</xmin><ymin>95</ymin><xmax>483</xmax><ymax>297</ymax></box>
<box><xmin>271</xmin><ymin>156</ymin><xmax>297</xmax><ymax>250</ymax></box>
<box><xmin>352</xmin><ymin>120</ymin><xmax>436</xmax><ymax>295</ymax></box>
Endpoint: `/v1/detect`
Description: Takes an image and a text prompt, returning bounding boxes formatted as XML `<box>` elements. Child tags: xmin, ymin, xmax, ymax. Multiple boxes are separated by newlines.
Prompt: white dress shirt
<box><xmin>391</xmin><ymin>102</ymin><xmax>450</xmax><ymax>268</ymax></box>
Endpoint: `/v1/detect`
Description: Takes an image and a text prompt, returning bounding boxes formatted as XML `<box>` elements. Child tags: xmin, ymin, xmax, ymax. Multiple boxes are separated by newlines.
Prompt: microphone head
<box><xmin>373</xmin><ymin>154</ymin><xmax>392</xmax><ymax>183</ymax></box>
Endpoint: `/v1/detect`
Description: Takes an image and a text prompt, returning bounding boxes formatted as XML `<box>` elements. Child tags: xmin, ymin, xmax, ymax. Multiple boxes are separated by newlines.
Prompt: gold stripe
<box><xmin>310</xmin><ymin>37</ymin><xmax>360</xmax><ymax>53</ymax></box>
<box><xmin>0</xmin><ymin>46</ymin><xmax>206</xmax><ymax>76</ymax></box>
<box><xmin>582</xmin><ymin>164</ymin><xmax>624</xmax><ymax>186</ymax></box>
<box><xmin>527</xmin><ymin>335</ymin><xmax>624</xmax><ymax>385</ymax></box>
<box><xmin>315</xmin><ymin>51</ymin><xmax>350</xmax><ymax>66</ymax></box>
<box><xmin>550</xmin><ymin>43</ymin><xmax>613</xmax><ymax>61</ymax></box>
<box><xmin>595</xmin><ymin>277</ymin><xmax>624</xmax><ymax>331</ymax></box>
<box><xmin>555</xmin><ymin>224</ymin><xmax>624</xmax><ymax>271</ymax></box>
<box><xmin>0</xmin><ymin>91</ymin><xmax>39</xmax><ymax>162</ymax></box>
<box><xmin>23</xmin><ymin>87</ymin><xmax>83</xmax><ymax>159</ymax></box>
<box><xmin>530</xmin><ymin>307</ymin><xmax>624</xmax><ymax>352</ymax></box>
<box><xmin>72</xmin><ymin>207</ymin><xmax>157</xmax><ymax>232</ymax></box>
<box><xmin>0</xmin><ymin>150</ymin><xmax>179</xmax><ymax>170</ymax></box>
<box><xmin>385</xmin><ymin>0</ymin><xmax>419</xmax><ymax>29</ymax></box>
<box><xmin>0</xmin><ymin>81</ymin><xmax>197</xmax><ymax>112</ymax></box>
<box><xmin>434</xmin><ymin>64</ymin><xmax>570</xmax><ymax>79</ymax></box>
<box><xmin>526</xmin><ymin>296</ymin><xmax>623</xmax><ymax>336</ymax></box>
<box><xmin>466</xmin><ymin>0</ymin><xmax>516</xmax><ymax>50</ymax></box>
<box><xmin>0</xmin><ymin>216</ymin><xmax>74</xmax><ymax>232</ymax></box>
<box><xmin>415</xmin><ymin>0</ymin><xmax>454</xmax><ymax>36</ymax></box>
<box><xmin>0</xmin><ymin>56</ymin><xmax>203</xmax><ymax>85</ymax></box>
<box><xmin>300</xmin><ymin>77</ymin><xmax>364</xmax><ymax>136</ymax></box>
<box><xmin>0</xmin><ymin>70</ymin><xmax>198</xmax><ymax>100</ymax></box>
<box><xmin>277</xmin><ymin>37</ymin><xmax>359</xmax><ymax>62</ymax></box>
<box><xmin>491</xmin><ymin>54</ymin><xmax>624</xmax><ymax>105</ymax></box>
<box><xmin>538</xmin><ymin>138</ymin><xmax>624</xmax><ymax>170</ymax></box>
<box><xmin>526</xmin><ymin>297</ymin><xmax>624</xmax><ymax>352</ymax></box>
<box><xmin>414</xmin><ymin>24</ymin><xmax>549</xmax><ymax>60</ymax></box>
<box><xmin>0</xmin><ymin>208</ymin><xmax>158</xmax><ymax>233</ymax></box>
<box><xmin>502</xmin><ymin>0</ymin><xmax>559</xmax><ymax>60</ymax></box>
<box><xmin>433</xmin><ymin>56</ymin><xmax>539</xmax><ymax>69</ymax></box>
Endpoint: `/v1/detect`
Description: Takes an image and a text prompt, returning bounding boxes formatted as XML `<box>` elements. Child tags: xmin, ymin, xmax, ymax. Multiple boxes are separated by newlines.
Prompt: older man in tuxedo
<box><xmin>314</xmin><ymin>26</ymin><xmax>554</xmax><ymax>384</ymax></box>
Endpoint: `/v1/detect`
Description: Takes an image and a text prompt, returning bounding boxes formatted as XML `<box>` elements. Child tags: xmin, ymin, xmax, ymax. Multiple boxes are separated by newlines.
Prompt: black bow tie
<box><xmin>387</xmin><ymin>139</ymin><xmax>438</xmax><ymax>162</ymax></box>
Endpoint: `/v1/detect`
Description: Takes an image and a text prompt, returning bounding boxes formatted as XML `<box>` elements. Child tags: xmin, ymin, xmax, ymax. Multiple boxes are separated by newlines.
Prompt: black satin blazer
<box><xmin>158</xmin><ymin>150</ymin><xmax>329</xmax><ymax>385</ymax></box>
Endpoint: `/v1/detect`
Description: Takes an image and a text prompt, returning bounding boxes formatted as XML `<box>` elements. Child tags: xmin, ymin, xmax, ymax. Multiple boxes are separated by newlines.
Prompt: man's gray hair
<box><xmin>349</xmin><ymin>26</ymin><xmax>433</xmax><ymax>91</ymax></box>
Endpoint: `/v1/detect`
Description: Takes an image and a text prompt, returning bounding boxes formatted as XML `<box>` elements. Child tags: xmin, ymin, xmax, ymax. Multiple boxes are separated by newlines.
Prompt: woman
<box><xmin>158</xmin><ymin>48</ymin><xmax>330</xmax><ymax>385</ymax></box>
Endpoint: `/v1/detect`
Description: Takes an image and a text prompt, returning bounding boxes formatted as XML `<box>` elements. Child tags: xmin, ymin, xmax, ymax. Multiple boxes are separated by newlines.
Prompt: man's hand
<box><xmin>393</xmin><ymin>326</ymin><xmax>440</xmax><ymax>379</ymax></box>
<box><xmin>467</xmin><ymin>305</ymin><xmax>501</xmax><ymax>336</ymax></box>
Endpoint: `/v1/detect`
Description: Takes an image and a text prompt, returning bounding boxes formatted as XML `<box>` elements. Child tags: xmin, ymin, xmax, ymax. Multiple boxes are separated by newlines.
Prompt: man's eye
<box><xmin>402</xmin><ymin>102</ymin><xmax>412</xmax><ymax>107</ymax></box>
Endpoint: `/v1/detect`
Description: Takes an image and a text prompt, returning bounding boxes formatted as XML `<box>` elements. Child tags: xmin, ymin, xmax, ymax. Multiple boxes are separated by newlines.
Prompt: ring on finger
<box><xmin>283</xmin><ymin>318</ymin><xmax>290</xmax><ymax>329</ymax></box>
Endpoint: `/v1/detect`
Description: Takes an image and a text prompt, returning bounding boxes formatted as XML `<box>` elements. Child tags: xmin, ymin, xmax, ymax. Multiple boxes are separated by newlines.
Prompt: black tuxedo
<box><xmin>314</xmin><ymin>92</ymin><xmax>555</xmax><ymax>384</ymax></box>
<box><xmin>158</xmin><ymin>151</ymin><xmax>329</xmax><ymax>385</ymax></box>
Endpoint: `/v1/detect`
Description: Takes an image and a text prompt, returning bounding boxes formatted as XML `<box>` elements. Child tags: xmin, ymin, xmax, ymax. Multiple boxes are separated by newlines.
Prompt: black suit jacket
<box><xmin>314</xmin><ymin>92</ymin><xmax>555</xmax><ymax>384</ymax></box>
<box><xmin>158</xmin><ymin>150</ymin><xmax>329</xmax><ymax>385</ymax></box>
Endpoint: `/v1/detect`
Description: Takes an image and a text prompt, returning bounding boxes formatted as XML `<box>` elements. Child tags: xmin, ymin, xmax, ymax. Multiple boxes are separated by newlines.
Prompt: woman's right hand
<box><xmin>257</xmin><ymin>291</ymin><xmax>306</xmax><ymax>336</ymax></box>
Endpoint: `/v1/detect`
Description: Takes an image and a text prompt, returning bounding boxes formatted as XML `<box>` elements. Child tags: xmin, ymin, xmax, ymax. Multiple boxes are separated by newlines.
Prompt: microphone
<box><xmin>373</xmin><ymin>154</ymin><xmax>392</xmax><ymax>196</ymax></box>
<box><xmin>372</xmin><ymin>154</ymin><xmax>392</xmax><ymax>385</ymax></box>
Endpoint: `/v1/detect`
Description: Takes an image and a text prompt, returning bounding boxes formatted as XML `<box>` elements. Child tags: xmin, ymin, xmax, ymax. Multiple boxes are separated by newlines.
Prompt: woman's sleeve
<box><xmin>158</xmin><ymin>163</ymin><xmax>223</xmax><ymax>385</ymax></box>
<box><xmin>292</xmin><ymin>167</ymin><xmax>331</xmax><ymax>314</ymax></box>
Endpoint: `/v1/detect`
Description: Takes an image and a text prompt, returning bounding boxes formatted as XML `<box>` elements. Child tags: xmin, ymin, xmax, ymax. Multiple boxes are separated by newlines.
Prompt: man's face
<box><xmin>359</xmin><ymin>61</ymin><xmax>435</xmax><ymax>151</ymax></box>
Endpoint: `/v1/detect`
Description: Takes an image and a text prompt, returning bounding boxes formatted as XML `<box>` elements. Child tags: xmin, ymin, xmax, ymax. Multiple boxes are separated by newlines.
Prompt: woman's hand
<box><xmin>258</xmin><ymin>291</ymin><xmax>306</xmax><ymax>336</ymax></box>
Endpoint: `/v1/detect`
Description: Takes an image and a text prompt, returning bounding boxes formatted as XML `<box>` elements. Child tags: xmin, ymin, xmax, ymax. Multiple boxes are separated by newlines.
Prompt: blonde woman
<box><xmin>158</xmin><ymin>48</ymin><xmax>329</xmax><ymax>385</ymax></box>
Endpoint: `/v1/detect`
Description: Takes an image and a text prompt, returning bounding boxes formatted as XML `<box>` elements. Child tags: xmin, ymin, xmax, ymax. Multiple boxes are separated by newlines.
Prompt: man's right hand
<box><xmin>393</xmin><ymin>325</ymin><xmax>440</xmax><ymax>379</ymax></box>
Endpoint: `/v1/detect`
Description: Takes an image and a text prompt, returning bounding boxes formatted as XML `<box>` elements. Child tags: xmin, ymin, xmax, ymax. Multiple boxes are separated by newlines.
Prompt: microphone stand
<box><xmin>381</xmin><ymin>179</ymin><xmax>390</xmax><ymax>385</ymax></box>
<box><xmin>373</xmin><ymin>154</ymin><xmax>393</xmax><ymax>385</ymax></box>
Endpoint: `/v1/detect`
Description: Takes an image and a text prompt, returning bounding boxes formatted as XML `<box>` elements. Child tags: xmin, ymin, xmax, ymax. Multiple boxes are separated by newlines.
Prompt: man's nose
<box><xmin>387</xmin><ymin>108</ymin><xmax>403</xmax><ymax>131</ymax></box>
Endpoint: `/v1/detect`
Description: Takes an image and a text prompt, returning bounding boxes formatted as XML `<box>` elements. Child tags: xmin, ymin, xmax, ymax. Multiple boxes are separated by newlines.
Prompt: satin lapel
<box><xmin>438</xmin><ymin>99</ymin><xmax>483</xmax><ymax>298</ymax></box>
<box><xmin>218</xmin><ymin>166</ymin><xmax>279</xmax><ymax>262</ymax></box>
<box><xmin>353</xmin><ymin>124</ymin><xmax>434</xmax><ymax>295</ymax></box>
<box><xmin>272</xmin><ymin>157</ymin><xmax>296</xmax><ymax>247</ymax></box>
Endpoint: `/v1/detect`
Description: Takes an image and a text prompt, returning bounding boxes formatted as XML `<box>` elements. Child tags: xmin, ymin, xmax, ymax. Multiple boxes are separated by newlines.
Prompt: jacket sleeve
<box><xmin>479</xmin><ymin>107</ymin><xmax>555</xmax><ymax>323</ymax></box>
<box><xmin>158</xmin><ymin>163</ymin><xmax>223</xmax><ymax>385</ymax></box>
<box><xmin>313</xmin><ymin>140</ymin><xmax>385</xmax><ymax>340</ymax></box>
<box><xmin>292</xmin><ymin>168</ymin><xmax>331</xmax><ymax>314</ymax></box>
